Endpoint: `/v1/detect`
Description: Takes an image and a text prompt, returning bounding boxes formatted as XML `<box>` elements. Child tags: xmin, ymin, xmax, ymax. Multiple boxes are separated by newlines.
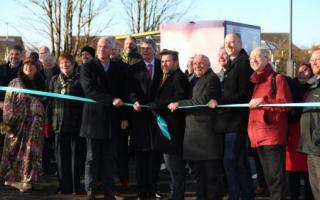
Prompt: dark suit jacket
<box><xmin>215</xmin><ymin>49</ymin><xmax>253</xmax><ymax>133</ymax></box>
<box><xmin>178</xmin><ymin>69</ymin><xmax>223</xmax><ymax>160</ymax></box>
<box><xmin>151</xmin><ymin>68</ymin><xmax>190</xmax><ymax>155</ymax></box>
<box><xmin>0</xmin><ymin>62</ymin><xmax>22</xmax><ymax>101</ymax></box>
<box><xmin>128</xmin><ymin>59</ymin><xmax>162</xmax><ymax>150</ymax></box>
<box><xmin>80</xmin><ymin>58</ymin><xmax>126</xmax><ymax>139</ymax></box>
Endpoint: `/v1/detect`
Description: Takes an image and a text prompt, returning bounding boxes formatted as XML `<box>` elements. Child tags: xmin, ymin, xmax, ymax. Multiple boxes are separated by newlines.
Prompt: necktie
<box><xmin>147</xmin><ymin>63</ymin><xmax>153</xmax><ymax>79</ymax></box>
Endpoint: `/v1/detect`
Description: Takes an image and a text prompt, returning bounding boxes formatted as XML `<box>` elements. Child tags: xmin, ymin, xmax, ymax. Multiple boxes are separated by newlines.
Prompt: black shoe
<box><xmin>86</xmin><ymin>193</ymin><xmax>96</xmax><ymax>200</ymax></box>
<box><xmin>148</xmin><ymin>192</ymin><xmax>161</xmax><ymax>199</ymax></box>
<box><xmin>137</xmin><ymin>192</ymin><xmax>147</xmax><ymax>200</ymax></box>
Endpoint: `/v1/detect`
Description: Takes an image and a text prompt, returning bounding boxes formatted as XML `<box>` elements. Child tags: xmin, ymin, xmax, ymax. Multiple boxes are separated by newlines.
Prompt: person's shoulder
<box><xmin>0</xmin><ymin>62</ymin><xmax>9</xmax><ymax>70</ymax></box>
<box><xmin>130</xmin><ymin>60</ymin><xmax>145</xmax><ymax>69</ymax></box>
<box><xmin>8</xmin><ymin>78</ymin><xmax>22</xmax><ymax>87</ymax></box>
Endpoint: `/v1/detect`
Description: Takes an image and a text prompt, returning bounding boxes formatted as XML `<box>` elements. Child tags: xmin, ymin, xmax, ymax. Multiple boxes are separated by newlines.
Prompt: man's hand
<box><xmin>133</xmin><ymin>101</ymin><xmax>142</xmax><ymax>111</ymax></box>
<box><xmin>249</xmin><ymin>98</ymin><xmax>264</xmax><ymax>108</ymax></box>
<box><xmin>208</xmin><ymin>99</ymin><xmax>218</xmax><ymax>109</ymax></box>
<box><xmin>168</xmin><ymin>102</ymin><xmax>179</xmax><ymax>112</ymax></box>
<box><xmin>113</xmin><ymin>98</ymin><xmax>123</xmax><ymax>107</ymax></box>
<box><xmin>121</xmin><ymin>120</ymin><xmax>128</xmax><ymax>130</ymax></box>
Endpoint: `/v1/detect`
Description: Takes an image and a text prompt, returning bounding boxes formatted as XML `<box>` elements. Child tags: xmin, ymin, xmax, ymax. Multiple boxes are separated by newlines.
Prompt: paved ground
<box><xmin>0</xmin><ymin>161</ymin><xmax>290</xmax><ymax>200</ymax></box>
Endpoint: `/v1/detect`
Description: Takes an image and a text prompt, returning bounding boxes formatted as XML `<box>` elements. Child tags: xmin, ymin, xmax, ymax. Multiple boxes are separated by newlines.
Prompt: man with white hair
<box><xmin>169</xmin><ymin>54</ymin><xmax>224</xmax><ymax>200</ymax></box>
<box><xmin>248</xmin><ymin>47</ymin><xmax>292</xmax><ymax>200</ymax></box>
<box><xmin>299</xmin><ymin>49</ymin><xmax>320</xmax><ymax>199</ymax></box>
<box><xmin>80</xmin><ymin>37</ymin><xmax>126</xmax><ymax>200</ymax></box>
<box><xmin>38</xmin><ymin>46</ymin><xmax>50</xmax><ymax>62</ymax></box>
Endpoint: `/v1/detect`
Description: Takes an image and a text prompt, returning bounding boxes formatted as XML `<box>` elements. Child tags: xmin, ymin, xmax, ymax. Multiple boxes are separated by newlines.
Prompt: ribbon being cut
<box><xmin>2</xmin><ymin>86</ymin><xmax>320</xmax><ymax>141</ymax></box>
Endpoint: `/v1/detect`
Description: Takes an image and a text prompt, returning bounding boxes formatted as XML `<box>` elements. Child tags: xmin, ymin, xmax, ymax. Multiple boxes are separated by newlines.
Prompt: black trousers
<box><xmin>116</xmin><ymin>129</ymin><xmax>129</xmax><ymax>182</ymax></box>
<box><xmin>257</xmin><ymin>145</ymin><xmax>286</xmax><ymax>200</ymax></box>
<box><xmin>194</xmin><ymin>159</ymin><xmax>224</xmax><ymax>200</ymax></box>
<box><xmin>288</xmin><ymin>171</ymin><xmax>314</xmax><ymax>200</ymax></box>
<box><xmin>43</xmin><ymin>133</ymin><xmax>55</xmax><ymax>172</ymax></box>
<box><xmin>55</xmin><ymin>132</ymin><xmax>84</xmax><ymax>193</ymax></box>
<box><xmin>135</xmin><ymin>150</ymin><xmax>161</xmax><ymax>196</ymax></box>
<box><xmin>84</xmin><ymin>138</ymin><xmax>117</xmax><ymax>195</ymax></box>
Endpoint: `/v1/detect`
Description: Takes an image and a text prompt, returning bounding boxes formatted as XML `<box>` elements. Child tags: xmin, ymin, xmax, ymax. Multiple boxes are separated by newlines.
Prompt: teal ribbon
<box><xmin>0</xmin><ymin>86</ymin><xmax>96</xmax><ymax>103</ymax></box>
<box><xmin>156</xmin><ymin>114</ymin><xmax>171</xmax><ymax>140</ymax></box>
<box><xmin>179</xmin><ymin>102</ymin><xmax>320</xmax><ymax>108</ymax></box>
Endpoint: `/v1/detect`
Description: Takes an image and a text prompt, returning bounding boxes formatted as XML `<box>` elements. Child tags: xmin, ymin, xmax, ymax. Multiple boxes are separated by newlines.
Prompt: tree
<box><xmin>120</xmin><ymin>0</ymin><xmax>193</xmax><ymax>33</ymax></box>
<box><xmin>18</xmin><ymin>0</ymin><xmax>112</xmax><ymax>57</ymax></box>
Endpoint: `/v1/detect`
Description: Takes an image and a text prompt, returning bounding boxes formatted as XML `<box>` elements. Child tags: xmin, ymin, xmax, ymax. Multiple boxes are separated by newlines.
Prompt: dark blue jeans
<box><xmin>224</xmin><ymin>132</ymin><xmax>254</xmax><ymax>200</ymax></box>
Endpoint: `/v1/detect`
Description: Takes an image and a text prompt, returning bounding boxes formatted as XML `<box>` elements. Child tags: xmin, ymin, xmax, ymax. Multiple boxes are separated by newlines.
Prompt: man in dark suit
<box><xmin>80</xmin><ymin>37</ymin><xmax>126</xmax><ymax>200</ymax></box>
<box><xmin>168</xmin><ymin>54</ymin><xmax>224</xmax><ymax>200</ymax></box>
<box><xmin>208</xmin><ymin>32</ymin><xmax>254</xmax><ymax>200</ymax></box>
<box><xmin>127</xmin><ymin>39</ymin><xmax>162</xmax><ymax>200</ymax></box>
<box><xmin>151</xmin><ymin>49</ymin><xmax>190</xmax><ymax>200</ymax></box>
<box><xmin>0</xmin><ymin>45</ymin><xmax>23</xmax><ymax>156</ymax></box>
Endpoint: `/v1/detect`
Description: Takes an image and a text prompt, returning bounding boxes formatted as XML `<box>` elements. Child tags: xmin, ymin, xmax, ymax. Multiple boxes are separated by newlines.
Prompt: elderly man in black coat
<box><xmin>151</xmin><ymin>49</ymin><xmax>190</xmax><ymax>200</ymax></box>
<box><xmin>80</xmin><ymin>37</ymin><xmax>126</xmax><ymax>200</ymax></box>
<box><xmin>168</xmin><ymin>54</ymin><xmax>224</xmax><ymax>200</ymax></box>
<box><xmin>127</xmin><ymin>39</ymin><xmax>163</xmax><ymax>200</ymax></box>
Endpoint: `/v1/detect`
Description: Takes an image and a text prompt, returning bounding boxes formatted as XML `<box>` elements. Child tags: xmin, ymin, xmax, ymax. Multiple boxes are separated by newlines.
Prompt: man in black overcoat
<box><xmin>80</xmin><ymin>37</ymin><xmax>126</xmax><ymax>200</ymax></box>
<box><xmin>151</xmin><ymin>49</ymin><xmax>190</xmax><ymax>200</ymax></box>
<box><xmin>208</xmin><ymin>32</ymin><xmax>254</xmax><ymax>200</ymax></box>
<box><xmin>127</xmin><ymin>39</ymin><xmax>162</xmax><ymax>200</ymax></box>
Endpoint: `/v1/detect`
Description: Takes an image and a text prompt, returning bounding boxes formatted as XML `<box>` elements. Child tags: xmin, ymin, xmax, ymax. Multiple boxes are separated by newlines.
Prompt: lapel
<box><xmin>157</xmin><ymin>68</ymin><xmax>179</xmax><ymax>94</ymax></box>
<box><xmin>149</xmin><ymin>59</ymin><xmax>162</xmax><ymax>89</ymax></box>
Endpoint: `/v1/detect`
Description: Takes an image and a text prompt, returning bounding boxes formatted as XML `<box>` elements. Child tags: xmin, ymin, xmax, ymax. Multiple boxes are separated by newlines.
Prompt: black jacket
<box><xmin>127</xmin><ymin>59</ymin><xmax>162</xmax><ymax>150</ymax></box>
<box><xmin>80</xmin><ymin>58</ymin><xmax>126</xmax><ymax>139</ymax></box>
<box><xmin>48</xmin><ymin>73</ymin><xmax>83</xmax><ymax>134</ymax></box>
<box><xmin>215</xmin><ymin>49</ymin><xmax>253</xmax><ymax>133</ymax></box>
<box><xmin>151</xmin><ymin>68</ymin><xmax>190</xmax><ymax>155</ymax></box>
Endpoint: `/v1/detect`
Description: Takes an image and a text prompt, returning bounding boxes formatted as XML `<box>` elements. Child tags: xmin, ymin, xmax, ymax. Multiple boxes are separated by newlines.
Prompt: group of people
<box><xmin>0</xmin><ymin>32</ymin><xmax>319</xmax><ymax>200</ymax></box>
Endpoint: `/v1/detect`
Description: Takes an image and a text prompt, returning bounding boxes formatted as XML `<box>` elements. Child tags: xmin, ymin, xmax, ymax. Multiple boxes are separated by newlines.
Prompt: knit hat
<box><xmin>80</xmin><ymin>46</ymin><xmax>95</xmax><ymax>58</ymax></box>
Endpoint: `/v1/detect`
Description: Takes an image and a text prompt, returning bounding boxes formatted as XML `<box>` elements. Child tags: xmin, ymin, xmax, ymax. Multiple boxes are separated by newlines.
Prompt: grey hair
<box><xmin>98</xmin><ymin>37</ymin><xmax>113</xmax><ymax>46</ymax></box>
<box><xmin>253</xmin><ymin>47</ymin><xmax>269</xmax><ymax>59</ymax></box>
<box><xmin>39</xmin><ymin>46</ymin><xmax>50</xmax><ymax>53</ymax></box>
<box><xmin>195</xmin><ymin>54</ymin><xmax>211</xmax><ymax>66</ymax></box>
<box><xmin>141</xmin><ymin>38</ymin><xmax>157</xmax><ymax>50</ymax></box>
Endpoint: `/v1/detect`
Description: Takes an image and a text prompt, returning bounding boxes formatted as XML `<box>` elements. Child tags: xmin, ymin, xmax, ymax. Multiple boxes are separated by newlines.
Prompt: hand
<box><xmin>113</xmin><ymin>98</ymin><xmax>123</xmax><ymax>107</ymax></box>
<box><xmin>133</xmin><ymin>101</ymin><xmax>142</xmax><ymax>111</ymax></box>
<box><xmin>249</xmin><ymin>98</ymin><xmax>264</xmax><ymax>108</ymax></box>
<box><xmin>121</xmin><ymin>120</ymin><xmax>128</xmax><ymax>130</ymax></box>
<box><xmin>208</xmin><ymin>99</ymin><xmax>218</xmax><ymax>109</ymax></box>
<box><xmin>168</xmin><ymin>102</ymin><xmax>179</xmax><ymax>112</ymax></box>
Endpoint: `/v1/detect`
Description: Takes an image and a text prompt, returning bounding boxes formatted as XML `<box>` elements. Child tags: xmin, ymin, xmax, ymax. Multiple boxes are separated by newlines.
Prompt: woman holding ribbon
<box><xmin>0</xmin><ymin>58</ymin><xmax>46</xmax><ymax>192</ymax></box>
<box><xmin>48</xmin><ymin>53</ymin><xmax>84</xmax><ymax>195</ymax></box>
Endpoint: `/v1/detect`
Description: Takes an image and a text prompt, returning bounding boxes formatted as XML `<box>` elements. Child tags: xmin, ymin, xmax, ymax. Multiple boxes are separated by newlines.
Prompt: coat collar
<box><xmin>250</xmin><ymin>64</ymin><xmax>274</xmax><ymax>84</ymax></box>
